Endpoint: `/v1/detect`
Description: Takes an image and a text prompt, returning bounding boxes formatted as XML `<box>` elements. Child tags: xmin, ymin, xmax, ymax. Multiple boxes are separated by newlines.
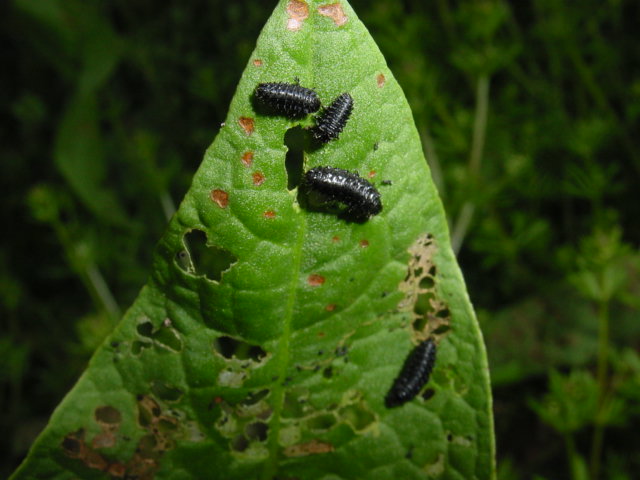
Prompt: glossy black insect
<box><xmin>310</xmin><ymin>92</ymin><xmax>353</xmax><ymax>143</ymax></box>
<box><xmin>385</xmin><ymin>339</ymin><xmax>437</xmax><ymax>408</ymax></box>
<box><xmin>254</xmin><ymin>82</ymin><xmax>321</xmax><ymax>118</ymax></box>
<box><xmin>302</xmin><ymin>166</ymin><xmax>382</xmax><ymax>220</ymax></box>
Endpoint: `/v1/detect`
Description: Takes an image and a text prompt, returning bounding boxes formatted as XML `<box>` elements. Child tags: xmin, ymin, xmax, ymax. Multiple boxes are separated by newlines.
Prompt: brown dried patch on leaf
<box><xmin>264</xmin><ymin>210</ymin><xmax>276</xmax><ymax>219</ymax></box>
<box><xmin>398</xmin><ymin>233</ymin><xmax>451</xmax><ymax>343</ymax></box>
<box><xmin>377</xmin><ymin>73</ymin><xmax>386</xmax><ymax>88</ymax></box>
<box><xmin>325</xmin><ymin>303</ymin><xmax>336</xmax><ymax>312</ymax></box>
<box><xmin>368</xmin><ymin>170</ymin><xmax>377</xmax><ymax>178</ymax></box>
<box><xmin>241</xmin><ymin>151</ymin><xmax>254</xmax><ymax>167</ymax></box>
<box><xmin>287</xmin><ymin>0</ymin><xmax>309</xmax><ymax>31</ymax></box>
<box><xmin>252</xmin><ymin>171</ymin><xmax>266</xmax><ymax>186</ymax></box>
<box><xmin>238</xmin><ymin>116</ymin><xmax>255</xmax><ymax>135</ymax></box>
<box><xmin>359</xmin><ymin>239</ymin><xmax>369</xmax><ymax>248</ymax></box>
<box><xmin>253</xmin><ymin>59</ymin><xmax>263</xmax><ymax>67</ymax></box>
<box><xmin>308</xmin><ymin>274</ymin><xmax>325</xmax><ymax>286</ymax></box>
<box><xmin>318</xmin><ymin>3</ymin><xmax>348</xmax><ymax>26</ymax></box>
<box><xmin>283</xmin><ymin>439</ymin><xmax>335</xmax><ymax>457</ymax></box>
<box><xmin>211</xmin><ymin>189</ymin><xmax>229</xmax><ymax>208</ymax></box>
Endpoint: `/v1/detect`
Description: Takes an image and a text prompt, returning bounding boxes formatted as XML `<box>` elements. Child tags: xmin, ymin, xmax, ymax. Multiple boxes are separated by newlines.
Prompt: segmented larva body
<box><xmin>311</xmin><ymin>93</ymin><xmax>353</xmax><ymax>143</ymax></box>
<box><xmin>254</xmin><ymin>82</ymin><xmax>321</xmax><ymax>118</ymax></box>
<box><xmin>303</xmin><ymin>166</ymin><xmax>382</xmax><ymax>220</ymax></box>
<box><xmin>385</xmin><ymin>339</ymin><xmax>437</xmax><ymax>408</ymax></box>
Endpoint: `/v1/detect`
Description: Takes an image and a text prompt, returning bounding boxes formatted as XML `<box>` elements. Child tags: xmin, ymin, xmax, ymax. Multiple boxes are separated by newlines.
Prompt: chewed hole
<box><xmin>323</xmin><ymin>366</ymin><xmax>333</xmax><ymax>379</ymax></box>
<box><xmin>285</xmin><ymin>126</ymin><xmax>305</xmax><ymax>190</ymax></box>
<box><xmin>213</xmin><ymin>336</ymin><xmax>267</xmax><ymax>362</ymax></box>
<box><xmin>338</xmin><ymin>404</ymin><xmax>375</xmax><ymax>432</ymax></box>
<box><xmin>413</xmin><ymin>292</ymin><xmax>436</xmax><ymax>316</ymax></box>
<box><xmin>137</xmin><ymin>321</ymin><xmax>154</xmax><ymax>338</ymax></box>
<box><xmin>179</xmin><ymin>229</ymin><xmax>237</xmax><ymax>281</ymax></box>
<box><xmin>436</xmin><ymin>308</ymin><xmax>450</xmax><ymax>318</ymax></box>
<box><xmin>150</xmin><ymin>381</ymin><xmax>183</xmax><ymax>402</ymax></box>
<box><xmin>433</xmin><ymin>324</ymin><xmax>451</xmax><ymax>334</ymax></box>
<box><xmin>412</xmin><ymin>317</ymin><xmax>427</xmax><ymax>331</ymax></box>
<box><xmin>232</xmin><ymin>434</ymin><xmax>249</xmax><ymax>452</ymax></box>
<box><xmin>306</xmin><ymin>413</ymin><xmax>337</xmax><ymax>431</ymax></box>
<box><xmin>245</xmin><ymin>422</ymin><xmax>269</xmax><ymax>441</ymax></box>
<box><xmin>419</xmin><ymin>276</ymin><xmax>435</xmax><ymax>289</ymax></box>
<box><xmin>95</xmin><ymin>406</ymin><xmax>122</xmax><ymax>425</ymax></box>
<box><xmin>422</xmin><ymin>388</ymin><xmax>436</xmax><ymax>401</ymax></box>
<box><xmin>241</xmin><ymin>389</ymin><xmax>270</xmax><ymax>406</ymax></box>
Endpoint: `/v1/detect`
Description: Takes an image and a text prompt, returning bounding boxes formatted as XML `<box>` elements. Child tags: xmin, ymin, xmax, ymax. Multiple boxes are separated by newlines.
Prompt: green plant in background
<box><xmin>10</xmin><ymin>0</ymin><xmax>494</xmax><ymax>478</ymax></box>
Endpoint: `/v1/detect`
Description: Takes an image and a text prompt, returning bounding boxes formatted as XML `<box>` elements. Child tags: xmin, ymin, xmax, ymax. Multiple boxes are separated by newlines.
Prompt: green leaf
<box><xmin>12</xmin><ymin>1</ymin><xmax>494</xmax><ymax>479</ymax></box>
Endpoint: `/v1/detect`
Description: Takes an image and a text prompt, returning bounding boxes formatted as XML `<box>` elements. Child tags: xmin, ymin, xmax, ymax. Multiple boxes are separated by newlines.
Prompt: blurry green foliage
<box><xmin>1</xmin><ymin>0</ymin><xmax>639</xmax><ymax>478</ymax></box>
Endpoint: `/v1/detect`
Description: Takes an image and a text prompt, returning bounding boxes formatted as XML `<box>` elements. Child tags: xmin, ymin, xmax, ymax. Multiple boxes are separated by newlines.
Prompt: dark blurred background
<box><xmin>1</xmin><ymin>1</ymin><xmax>639</xmax><ymax>478</ymax></box>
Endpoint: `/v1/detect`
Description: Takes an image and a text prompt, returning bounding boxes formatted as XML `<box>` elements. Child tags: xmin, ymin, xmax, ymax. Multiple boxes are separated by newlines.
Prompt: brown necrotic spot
<box><xmin>318</xmin><ymin>3</ymin><xmax>348</xmax><ymax>26</ymax></box>
<box><xmin>211</xmin><ymin>189</ymin><xmax>229</xmax><ymax>208</ymax></box>
<box><xmin>253</xmin><ymin>59</ymin><xmax>263</xmax><ymax>67</ymax></box>
<box><xmin>284</xmin><ymin>439</ymin><xmax>335</xmax><ymax>457</ymax></box>
<box><xmin>232</xmin><ymin>434</ymin><xmax>249</xmax><ymax>452</ymax></box>
<box><xmin>325</xmin><ymin>303</ymin><xmax>336</xmax><ymax>312</ymax></box>
<box><xmin>359</xmin><ymin>239</ymin><xmax>369</xmax><ymax>248</ymax></box>
<box><xmin>264</xmin><ymin>210</ymin><xmax>276</xmax><ymax>219</ymax></box>
<box><xmin>332</xmin><ymin>235</ymin><xmax>340</xmax><ymax>243</ymax></box>
<box><xmin>377</xmin><ymin>73</ymin><xmax>386</xmax><ymax>88</ymax></box>
<box><xmin>368</xmin><ymin>170</ymin><xmax>377</xmax><ymax>178</ymax></box>
<box><xmin>238</xmin><ymin>116</ymin><xmax>254</xmax><ymax>135</ymax></box>
<box><xmin>308</xmin><ymin>274</ymin><xmax>325</xmax><ymax>286</ymax></box>
<box><xmin>242</xmin><ymin>151</ymin><xmax>254</xmax><ymax>167</ymax></box>
<box><xmin>252</xmin><ymin>172</ymin><xmax>265</xmax><ymax>186</ymax></box>
<box><xmin>287</xmin><ymin>0</ymin><xmax>309</xmax><ymax>31</ymax></box>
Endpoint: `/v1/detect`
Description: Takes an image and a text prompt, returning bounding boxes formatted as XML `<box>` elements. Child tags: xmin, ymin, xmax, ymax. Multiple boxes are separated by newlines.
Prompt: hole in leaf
<box><xmin>137</xmin><ymin>321</ymin><xmax>154</xmax><ymax>338</ymax></box>
<box><xmin>150</xmin><ymin>381</ymin><xmax>183</xmax><ymax>402</ymax></box>
<box><xmin>132</xmin><ymin>340</ymin><xmax>151</xmax><ymax>355</ymax></box>
<box><xmin>432</xmin><ymin>324</ymin><xmax>451</xmax><ymax>335</ymax></box>
<box><xmin>339</xmin><ymin>404</ymin><xmax>376</xmax><ymax>432</ymax></box>
<box><xmin>152</xmin><ymin>325</ymin><xmax>183</xmax><ymax>352</ymax></box>
<box><xmin>181</xmin><ymin>229</ymin><xmax>237</xmax><ymax>281</ymax></box>
<box><xmin>436</xmin><ymin>308</ymin><xmax>450</xmax><ymax>318</ymax></box>
<box><xmin>245</xmin><ymin>421</ymin><xmax>269</xmax><ymax>441</ymax></box>
<box><xmin>241</xmin><ymin>389</ymin><xmax>270</xmax><ymax>406</ymax></box>
<box><xmin>137</xmin><ymin>434</ymin><xmax>159</xmax><ymax>459</ymax></box>
<box><xmin>419</xmin><ymin>276</ymin><xmax>435</xmax><ymax>289</ymax></box>
<box><xmin>213</xmin><ymin>336</ymin><xmax>267</xmax><ymax>361</ymax></box>
<box><xmin>61</xmin><ymin>430</ymin><xmax>84</xmax><ymax>457</ymax></box>
<box><xmin>413</xmin><ymin>292</ymin><xmax>436</xmax><ymax>316</ymax></box>
<box><xmin>285</xmin><ymin>126</ymin><xmax>305</xmax><ymax>190</ymax></box>
<box><xmin>95</xmin><ymin>406</ymin><xmax>121</xmax><ymax>425</ymax></box>
<box><xmin>323</xmin><ymin>366</ymin><xmax>333</xmax><ymax>379</ymax></box>
<box><xmin>306</xmin><ymin>413</ymin><xmax>337</xmax><ymax>431</ymax></box>
<box><xmin>232</xmin><ymin>434</ymin><xmax>249</xmax><ymax>452</ymax></box>
<box><xmin>422</xmin><ymin>388</ymin><xmax>436</xmax><ymax>401</ymax></box>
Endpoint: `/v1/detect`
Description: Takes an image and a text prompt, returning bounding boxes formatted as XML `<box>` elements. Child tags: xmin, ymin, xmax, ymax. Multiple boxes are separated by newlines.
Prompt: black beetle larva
<box><xmin>310</xmin><ymin>92</ymin><xmax>353</xmax><ymax>143</ymax></box>
<box><xmin>302</xmin><ymin>166</ymin><xmax>382</xmax><ymax>220</ymax></box>
<box><xmin>385</xmin><ymin>339</ymin><xmax>437</xmax><ymax>408</ymax></box>
<box><xmin>254</xmin><ymin>82</ymin><xmax>321</xmax><ymax>118</ymax></box>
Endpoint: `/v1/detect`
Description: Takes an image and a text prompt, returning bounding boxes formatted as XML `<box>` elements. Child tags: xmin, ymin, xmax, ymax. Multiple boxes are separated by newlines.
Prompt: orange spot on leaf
<box><xmin>287</xmin><ymin>0</ymin><xmax>309</xmax><ymax>31</ymax></box>
<box><xmin>368</xmin><ymin>170</ymin><xmax>377</xmax><ymax>178</ymax></box>
<box><xmin>359</xmin><ymin>240</ymin><xmax>370</xmax><ymax>248</ymax></box>
<box><xmin>325</xmin><ymin>304</ymin><xmax>336</xmax><ymax>312</ymax></box>
<box><xmin>264</xmin><ymin>210</ymin><xmax>276</xmax><ymax>219</ymax></box>
<box><xmin>308</xmin><ymin>274</ymin><xmax>325</xmax><ymax>286</ymax></box>
<box><xmin>211</xmin><ymin>189</ymin><xmax>229</xmax><ymax>208</ymax></box>
<box><xmin>242</xmin><ymin>151</ymin><xmax>254</xmax><ymax>167</ymax></box>
<box><xmin>253</xmin><ymin>59</ymin><xmax>263</xmax><ymax>67</ymax></box>
<box><xmin>252</xmin><ymin>172</ymin><xmax>265</xmax><ymax>186</ymax></box>
<box><xmin>239</xmin><ymin>117</ymin><xmax>254</xmax><ymax>135</ymax></box>
<box><xmin>377</xmin><ymin>73</ymin><xmax>386</xmax><ymax>88</ymax></box>
<box><xmin>332</xmin><ymin>235</ymin><xmax>340</xmax><ymax>243</ymax></box>
<box><xmin>318</xmin><ymin>3</ymin><xmax>348</xmax><ymax>26</ymax></box>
